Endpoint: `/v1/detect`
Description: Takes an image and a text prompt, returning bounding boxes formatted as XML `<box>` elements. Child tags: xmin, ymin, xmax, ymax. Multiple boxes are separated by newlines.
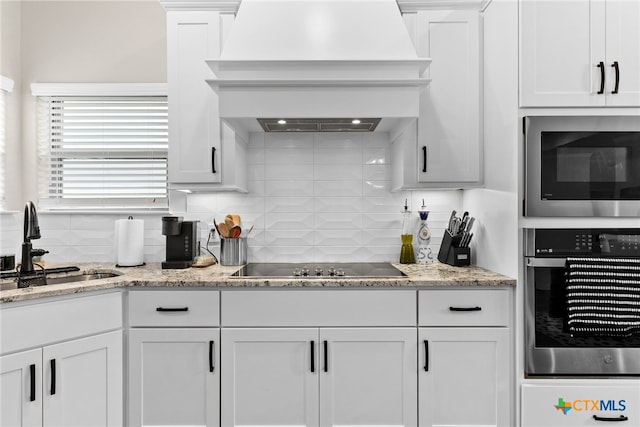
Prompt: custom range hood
<box><xmin>207</xmin><ymin>0</ymin><xmax>430</xmax><ymax>133</ymax></box>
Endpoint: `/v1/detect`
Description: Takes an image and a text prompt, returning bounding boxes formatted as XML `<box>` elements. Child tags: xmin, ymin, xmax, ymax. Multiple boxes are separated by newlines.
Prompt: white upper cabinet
<box><xmin>520</xmin><ymin>0</ymin><xmax>640</xmax><ymax>107</ymax></box>
<box><xmin>393</xmin><ymin>9</ymin><xmax>482</xmax><ymax>189</ymax></box>
<box><xmin>165</xmin><ymin>10</ymin><xmax>247</xmax><ymax>191</ymax></box>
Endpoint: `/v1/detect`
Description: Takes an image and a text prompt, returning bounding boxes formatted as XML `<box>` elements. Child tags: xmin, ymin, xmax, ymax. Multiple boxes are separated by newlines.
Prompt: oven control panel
<box><xmin>531</xmin><ymin>228</ymin><xmax>640</xmax><ymax>257</ymax></box>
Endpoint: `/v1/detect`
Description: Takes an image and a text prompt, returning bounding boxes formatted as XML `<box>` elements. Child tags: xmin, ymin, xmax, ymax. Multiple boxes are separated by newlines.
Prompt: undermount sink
<box><xmin>0</xmin><ymin>270</ymin><xmax>121</xmax><ymax>292</ymax></box>
<box><xmin>45</xmin><ymin>272</ymin><xmax>120</xmax><ymax>285</ymax></box>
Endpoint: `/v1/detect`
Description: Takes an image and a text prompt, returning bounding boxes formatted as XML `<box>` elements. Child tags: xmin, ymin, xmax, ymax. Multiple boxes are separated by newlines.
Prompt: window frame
<box><xmin>31</xmin><ymin>83</ymin><xmax>170</xmax><ymax>213</ymax></box>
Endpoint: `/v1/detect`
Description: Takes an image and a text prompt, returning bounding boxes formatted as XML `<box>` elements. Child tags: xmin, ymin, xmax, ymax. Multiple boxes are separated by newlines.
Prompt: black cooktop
<box><xmin>232</xmin><ymin>263</ymin><xmax>406</xmax><ymax>278</ymax></box>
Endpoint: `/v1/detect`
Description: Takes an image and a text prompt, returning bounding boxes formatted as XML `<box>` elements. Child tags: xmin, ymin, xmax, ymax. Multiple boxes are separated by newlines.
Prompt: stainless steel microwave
<box><xmin>524</xmin><ymin>116</ymin><xmax>640</xmax><ymax>217</ymax></box>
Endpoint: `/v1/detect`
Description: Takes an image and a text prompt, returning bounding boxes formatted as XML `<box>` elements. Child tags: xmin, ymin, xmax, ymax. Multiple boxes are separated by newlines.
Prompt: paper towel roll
<box><xmin>115</xmin><ymin>218</ymin><xmax>145</xmax><ymax>267</ymax></box>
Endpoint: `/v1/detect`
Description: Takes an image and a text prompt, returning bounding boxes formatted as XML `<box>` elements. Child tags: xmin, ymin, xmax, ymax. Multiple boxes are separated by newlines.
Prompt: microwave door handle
<box><xmin>525</xmin><ymin>258</ymin><xmax>567</xmax><ymax>268</ymax></box>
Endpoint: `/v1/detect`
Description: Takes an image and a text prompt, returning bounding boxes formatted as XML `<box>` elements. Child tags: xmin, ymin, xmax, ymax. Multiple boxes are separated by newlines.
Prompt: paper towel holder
<box><xmin>115</xmin><ymin>216</ymin><xmax>146</xmax><ymax>267</ymax></box>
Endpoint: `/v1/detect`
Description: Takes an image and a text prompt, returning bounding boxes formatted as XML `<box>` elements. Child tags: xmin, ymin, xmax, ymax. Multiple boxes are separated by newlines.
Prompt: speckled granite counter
<box><xmin>0</xmin><ymin>261</ymin><xmax>515</xmax><ymax>303</ymax></box>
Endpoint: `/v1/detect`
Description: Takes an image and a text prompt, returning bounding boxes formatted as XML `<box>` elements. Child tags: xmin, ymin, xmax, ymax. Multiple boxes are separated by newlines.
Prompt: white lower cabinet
<box><xmin>0</xmin><ymin>331</ymin><xmax>123</xmax><ymax>427</ymax></box>
<box><xmin>0</xmin><ymin>292</ymin><xmax>123</xmax><ymax>427</ymax></box>
<box><xmin>418</xmin><ymin>328</ymin><xmax>509</xmax><ymax>427</ymax></box>
<box><xmin>1</xmin><ymin>349</ymin><xmax>42</xmax><ymax>427</ymax></box>
<box><xmin>128</xmin><ymin>328</ymin><xmax>220</xmax><ymax>427</ymax></box>
<box><xmin>43</xmin><ymin>331</ymin><xmax>123</xmax><ymax>427</ymax></box>
<box><xmin>221</xmin><ymin>327</ymin><xmax>417</xmax><ymax>427</ymax></box>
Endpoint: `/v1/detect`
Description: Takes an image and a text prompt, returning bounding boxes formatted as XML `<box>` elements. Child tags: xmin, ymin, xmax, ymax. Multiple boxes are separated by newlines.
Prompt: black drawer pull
<box><xmin>597</xmin><ymin>61</ymin><xmax>605</xmax><ymax>94</ymax></box>
<box><xmin>156</xmin><ymin>307</ymin><xmax>189</xmax><ymax>312</ymax></box>
<box><xmin>449</xmin><ymin>306</ymin><xmax>482</xmax><ymax>312</ymax></box>
<box><xmin>422</xmin><ymin>146</ymin><xmax>427</xmax><ymax>173</ymax></box>
<box><xmin>209</xmin><ymin>341</ymin><xmax>215</xmax><ymax>373</ymax></box>
<box><xmin>211</xmin><ymin>147</ymin><xmax>217</xmax><ymax>174</ymax></box>
<box><xmin>30</xmin><ymin>364</ymin><xmax>36</xmax><ymax>402</ymax></box>
<box><xmin>593</xmin><ymin>415</ymin><xmax>629</xmax><ymax>422</ymax></box>
<box><xmin>423</xmin><ymin>340</ymin><xmax>429</xmax><ymax>372</ymax></box>
<box><xmin>310</xmin><ymin>341</ymin><xmax>315</xmax><ymax>373</ymax></box>
<box><xmin>50</xmin><ymin>359</ymin><xmax>56</xmax><ymax>395</ymax></box>
<box><xmin>612</xmin><ymin>61</ymin><xmax>620</xmax><ymax>94</ymax></box>
<box><xmin>323</xmin><ymin>340</ymin><xmax>328</xmax><ymax>373</ymax></box>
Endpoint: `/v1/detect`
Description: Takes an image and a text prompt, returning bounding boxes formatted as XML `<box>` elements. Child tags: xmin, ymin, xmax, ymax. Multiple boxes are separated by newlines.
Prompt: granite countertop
<box><xmin>0</xmin><ymin>261</ymin><xmax>515</xmax><ymax>303</ymax></box>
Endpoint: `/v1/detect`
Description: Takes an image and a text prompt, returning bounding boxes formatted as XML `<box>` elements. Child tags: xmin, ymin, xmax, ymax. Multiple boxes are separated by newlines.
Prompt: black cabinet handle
<box><xmin>211</xmin><ymin>147</ymin><xmax>217</xmax><ymax>174</ymax></box>
<box><xmin>310</xmin><ymin>341</ymin><xmax>315</xmax><ymax>373</ymax></box>
<box><xmin>597</xmin><ymin>61</ymin><xmax>605</xmax><ymax>94</ymax></box>
<box><xmin>612</xmin><ymin>61</ymin><xmax>620</xmax><ymax>94</ymax></box>
<box><xmin>449</xmin><ymin>306</ymin><xmax>482</xmax><ymax>312</ymax></box>
<box><xmin>423</xmin><ymin>340</ymin><xmax>429</xmax><ymax>372</ymax></box>
<box><xmin>156</xmin><ymin>307</ymin><xmax>189</xmax><ymax>312</ymax></box>
<box><xmin>29</xmin><ymin>364</ymin><xmax>36</xmax><ymax>402</ymax></box>
<box><xmin>50</xmin><ymin>359</ymin><xmax>56</xmax><ymax>395</ymax></box>
<box><xmin>422</xmin><ymin>146</ymin><xmax>427</xmax><ymax>173</ymax></box>
<box><xmin>209</xmin><ymin>341</ymin><xmax>215</xmax><ymax>373</ymax></box>
<box><xmin>593</xmin><ymin>415</ymin><xmax>629</xmax><ymax>422</ymax></box>
<box><xmin>323</xmin><ymin>340</ymin><xmax>328</xmax><ymax>373</ymax></box>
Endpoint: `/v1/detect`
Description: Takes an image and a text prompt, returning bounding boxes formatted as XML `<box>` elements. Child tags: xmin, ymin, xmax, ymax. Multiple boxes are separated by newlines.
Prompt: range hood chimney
<box><xmin>207</xmin><ymin>0</ymin><xmax>430</xmax><ymax>133</ymax></box>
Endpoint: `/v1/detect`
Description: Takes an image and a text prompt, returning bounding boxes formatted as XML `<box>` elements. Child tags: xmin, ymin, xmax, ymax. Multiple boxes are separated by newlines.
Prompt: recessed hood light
<box><xmin>257</xmin><ymin>118</ymin><xmax>381</xmax><ymax>132</ymax></box>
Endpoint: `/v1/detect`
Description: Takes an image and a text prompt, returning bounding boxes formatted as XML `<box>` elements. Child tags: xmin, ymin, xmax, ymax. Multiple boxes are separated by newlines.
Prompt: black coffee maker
<box><xmin>162</xmin><ymin>216</ymin><xmax>199</xmax><ymax>269</ymax></box>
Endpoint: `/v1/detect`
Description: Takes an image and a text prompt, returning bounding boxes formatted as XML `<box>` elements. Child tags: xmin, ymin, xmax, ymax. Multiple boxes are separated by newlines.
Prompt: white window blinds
<box><xmin>38</xmin><ymin>95</ymin><xmax>168</xmax><ymax>210</ymax></box>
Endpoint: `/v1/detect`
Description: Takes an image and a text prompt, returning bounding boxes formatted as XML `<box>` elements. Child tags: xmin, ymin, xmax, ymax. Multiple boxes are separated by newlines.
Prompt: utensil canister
<box><xmin>220</xmin><ymin>238</ymin><xmax>247</xmax><ymax>266</ymax></box>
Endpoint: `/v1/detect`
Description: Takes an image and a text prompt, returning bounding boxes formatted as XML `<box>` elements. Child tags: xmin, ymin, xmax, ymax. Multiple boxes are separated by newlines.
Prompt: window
<box><xmin>0</xmin><ymin>75</ymin><xmax>14</xmax><ymax>210</ymax></box>
<box><xmin>33</xmin><ymin>84</ymin><xmax>168</xmax><ymax>210</ymax></box>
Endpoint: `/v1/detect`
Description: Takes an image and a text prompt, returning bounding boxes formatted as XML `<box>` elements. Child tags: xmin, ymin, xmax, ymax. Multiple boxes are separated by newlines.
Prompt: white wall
<box><xmin>462</xmin><ymin>0</ymin><xmax>519</xmax><ymax>278</ymax></box>
<box><xmin>0</xmin><ymin>0</ymin><xmax>22</xmax><ymax>210</ymax></box>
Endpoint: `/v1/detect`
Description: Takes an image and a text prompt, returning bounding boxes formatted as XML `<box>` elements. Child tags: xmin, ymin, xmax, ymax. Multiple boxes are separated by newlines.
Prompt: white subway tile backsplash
<box><xmin>265</xmin><ymin>164</ymin><xmax>314</xmax><ymax>180</ymax></box>
<box><xmin>314</xmin><ymin>229</ymin><xmax>362</xmax><ymax>246</ymax></box>
<box><xmin>265</xmin><ymin>148</ymin><xmax>314</xmax><ymax>165</ymax></box>
<box><xmin>314</xmin><ymin>197</ymin><xmax>362</xmax><ymax>214</ymax></box>
<box><xmin>363</xmin><ymin>164</ymin><xmax>388</xmax><ymax>181</ymax></box>
<box><xmin>315</xmin><ymin>133</ymin><xmax>363</xmax><ymax>149</ymax></box>
<box><xmin>266</xmin><ymin>197</ymin><xmax>314</xmax><ymax>213</ymax></box>
<box><xmin>265</xmin><ymin>213</ymin><xmax>314</xmax><ymax>230</ymax></box>
<box><xmin>265</xmin><ymin>180</ymin><xmax>314</xmax><ymax>197</ymax></box>
<box><xmin>10</xmin><ymin>132</ymin><xmax>461</xmax><ymax>264</ymax></box>
<box><xmin>314</xmin><ymin>164</ymin><xmax>363</xmax><ymax>181</ymax></box>
<box><xmin>314</xmin><ymin>213</ymin><xmax>362</xmax><ymax>230</ymax></box>
<box><xmin>314</xmin><ymin>180</ymin><xmax>362</xmax><ymax>197</ymax></box>
<box><xmin>313</xmin><ymin>149</ymin><xmax>362</xmax><ymax>165</ymax></box>
<box><xmin>264</xmin><ymin>229</ymin><xmax>314</xmax><ymax>246</ymax></box>
<box><xmin>363</xmin><ymin>148</ymin><xmax>388</xmax><ymax>165</ymax></box>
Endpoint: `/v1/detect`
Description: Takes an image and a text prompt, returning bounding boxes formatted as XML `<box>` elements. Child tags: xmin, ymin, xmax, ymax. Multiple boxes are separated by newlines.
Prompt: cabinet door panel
<box><xmin>520</xmin><ymin>0</ymin><xmax>606</xmax><ymax>107</ymax></box>
<box><xmin>167</xmin><ymin>12</ymin><xmax>223</xmax><ymax>183</ymax></box>
<box><xmin>221</xmin><ymin>328</ymin><xmax>319</xmax><ymax>427</ymax></box>
<box><xmin>43</xmin><ymin>330</ymin><xmax>122</xmax><ymax>427</ymax></box>
<box><xmin>0</xmin><ymin>349</ymin><xmax>42</xmax><ymax>427</ymax></box>
<box><xmin>128</xmin><ymin>328</ymin><xmax>220</xmax><ymax>427</ymax></box>
<box><xmin>419</xmin><ymin>328</ymin><xmax>509</xmax><ymax>427</ymax></box>
<box><xmin>416</xmin><ymin>10</ymin><xmax>481</xmax><ymax>183</ymax></box>
<box><xmin>319</xmin><ymin>328</ymin><xmax>417</xmax><ymax>427</ymax></box>
<box><xmin>605</xmin><ymin>0</ymin><xmax>640</xmax><ymax>106</ymax></box>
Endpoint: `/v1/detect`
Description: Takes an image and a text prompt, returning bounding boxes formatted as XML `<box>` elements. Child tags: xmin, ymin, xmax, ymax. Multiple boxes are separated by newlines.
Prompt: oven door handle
<box><xmin>525</xmin><ymin>258</ymin><xmax>566</xmax><ymax>268</ymax></box>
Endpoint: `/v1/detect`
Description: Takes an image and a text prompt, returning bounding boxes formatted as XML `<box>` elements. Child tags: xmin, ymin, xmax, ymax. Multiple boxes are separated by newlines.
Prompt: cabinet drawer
<box><xmin>129</xmin><ymin>290</ymin><xmax>219</xmax><ymax>327</ymax></box>
<box><xmin>1</xmin><ymin>292</ymin><xmax>122</xmax><ymax>355</ymax></box>
<box><xmin>418</xmin><ymin>289</ymin><xmax>510</xmax><ymax>326</ymax></box>
<box><xmin>222</xmin><ymin>290</ymin><xmax>416</xmax><ymax>327</ymax></box>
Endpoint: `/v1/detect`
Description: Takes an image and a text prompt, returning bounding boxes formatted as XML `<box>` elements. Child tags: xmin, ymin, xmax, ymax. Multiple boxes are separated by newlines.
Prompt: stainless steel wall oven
<box><xmin>524</xmin><ymin>228</ymin><xmax>640</xmax><ymax>377</ymax></box>
<box><xmin>524</xmin><ymin>116</ymin><xmax>640</xmax><ymax>217</ymax></box>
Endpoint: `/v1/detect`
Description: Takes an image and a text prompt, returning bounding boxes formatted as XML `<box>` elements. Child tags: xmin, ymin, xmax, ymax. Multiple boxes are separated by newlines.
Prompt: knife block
<box><xmin>437</xmin><ymin>230</ymin><xmax>470</xmax><ymax>266</ymax></box>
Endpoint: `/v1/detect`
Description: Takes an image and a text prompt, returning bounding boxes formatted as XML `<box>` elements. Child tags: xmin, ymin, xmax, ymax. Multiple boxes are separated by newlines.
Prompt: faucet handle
<box><xmin>31</xmin><ymin>249</ymin><xmax>49</xmax><ymax>257</ymax></box>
